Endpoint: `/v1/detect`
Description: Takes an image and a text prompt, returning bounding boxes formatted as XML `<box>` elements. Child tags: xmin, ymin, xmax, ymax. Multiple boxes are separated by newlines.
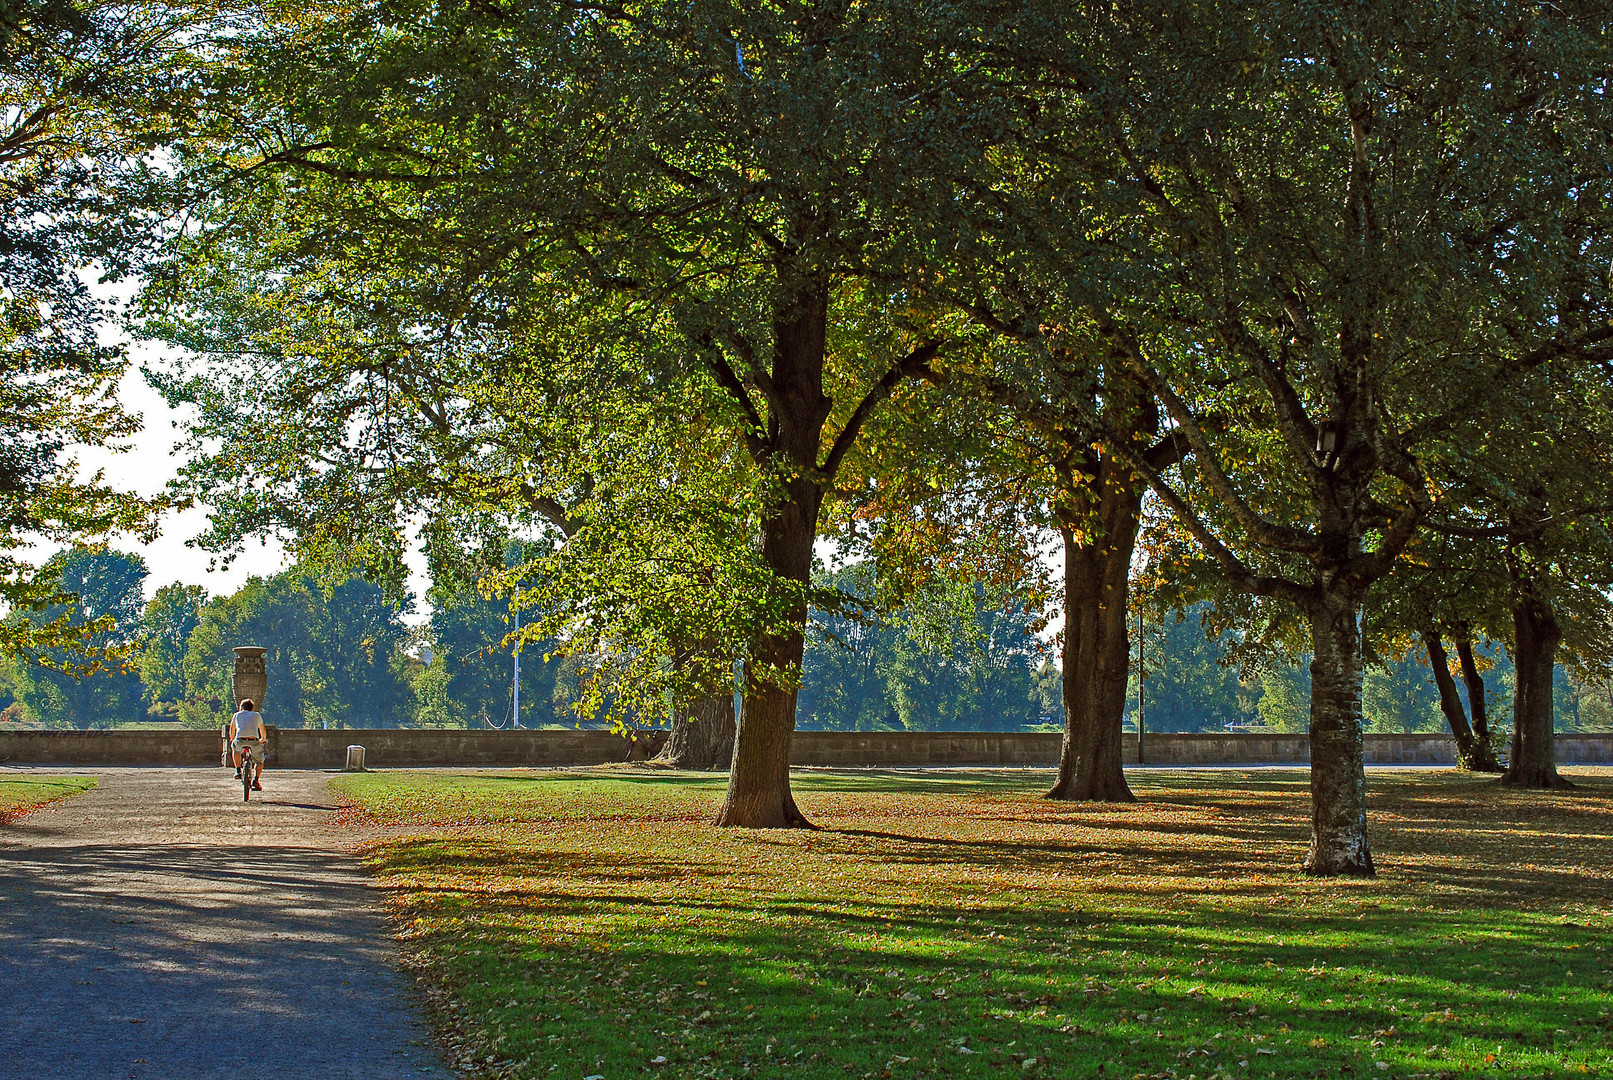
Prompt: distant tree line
<box><xmin>7</xmin><ymin>549</ymin><xmax>1609</xmax><ymax>741</ymax></box>
<box><xmin>0</xmin><ymin>547</ymin><xmax>565</xmax><ymax>730</ymax></box>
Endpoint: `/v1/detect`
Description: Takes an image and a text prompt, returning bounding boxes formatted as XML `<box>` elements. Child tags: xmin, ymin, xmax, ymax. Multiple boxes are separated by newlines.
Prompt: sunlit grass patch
<box><xmin>0</xmin><ymin>774</ymin><xmax>96</xmax><ymax>822</ymax></box>
<box><xmin>335</xmin><ymin>766</ymin><xmax>1613</xmax><ymax>1079</ymax></box>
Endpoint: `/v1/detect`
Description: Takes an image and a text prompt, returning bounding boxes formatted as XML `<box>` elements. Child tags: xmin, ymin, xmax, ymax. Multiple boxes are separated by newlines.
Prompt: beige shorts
<box><xmin>232</xmin><ymin>738</ymin><xmax>265</xmax><ymax>764</ymax></box>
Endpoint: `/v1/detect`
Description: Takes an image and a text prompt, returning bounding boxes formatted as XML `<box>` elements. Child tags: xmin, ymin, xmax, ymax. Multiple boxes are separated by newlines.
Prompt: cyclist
<box><xmin>230</xmin><ymin>699</ymin><xmax>267</xmax><ymax>792</ymax></box>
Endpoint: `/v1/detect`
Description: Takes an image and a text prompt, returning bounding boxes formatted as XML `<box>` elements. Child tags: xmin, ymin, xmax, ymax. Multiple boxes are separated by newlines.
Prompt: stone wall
<box><xmin>3</xmin><ymin>727</ymin><xmax>1611</xmax><ymax>768</ymax></box>
<box><xmin>1130</xmin><ymin>732</ymin><xmax>1471</xmax><ymax>766</ymax></box>
<box><xmin>790</xmin><ymin>731</ymin><xmax>1061</xmax><ymax>766</ymax></box>
<box><xmin>0</xmin><ymin>728</ymin><xmax>220</xmax><ymax>766</ymax></box>
<box><xmin>267</xmin><ymin>728</ymin><xmax>632</xmax><ymax>769</ymax></box>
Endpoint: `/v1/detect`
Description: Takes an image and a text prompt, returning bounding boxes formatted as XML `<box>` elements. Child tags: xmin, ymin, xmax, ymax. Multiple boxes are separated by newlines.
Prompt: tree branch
<box><xmin>1400</xmin><ymin>325</ymin><xmax>1613</xmax><ymax>447</ymax></box>
<box><xmin>695</xmin><ymin>336</ymin><xmax>768</xmax><ymax>459</ymax></box>
<box><xmin>820</xmin><ymin>340</ymin><xmax>942</xmax><ymax>483</ymax></box>
<box><xmin>1050</xmin><ymin>376</ymin><xmax>1314</xmax><ymax>607</ymax></box>
<box><xmin>1099</xmin><ymin>324</ymin><xmax>1323</xmax><ymax>555</ymax></box>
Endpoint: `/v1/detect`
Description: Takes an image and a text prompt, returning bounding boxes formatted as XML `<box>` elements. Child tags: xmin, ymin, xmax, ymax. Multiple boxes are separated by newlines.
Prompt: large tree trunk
<box><xmin>656</xmin><ymin>692</ymin><xmax>736</xmax><ymax>769</ymax></box>
<box><xmin>1503</xmin><ymin>591</ymin><xmax>1571</xmax><ymax>789</ymax></box>
<box><xmin>1047</xmin><ymin>455</ymin><xmax>1141</xmax><ymax>802</ymax></box>
<box><xmin>714</xmin><ymin>285</ymin><xmax>830</xmax><ymax>829</ymax></box>
<box><xmin>1304</xmin><ymin>592</ymin><xmax>1375</xmax><ymax>877</ymax></box>
<box><xmin>1424</xmin><ymin>630</ymin><xmax>1481</xmax><ymax>769</ymax></box>
<box><xmin>717</xmin><ymin>631</ymin><xmax>812</xmax><ymax>827</ymax></box>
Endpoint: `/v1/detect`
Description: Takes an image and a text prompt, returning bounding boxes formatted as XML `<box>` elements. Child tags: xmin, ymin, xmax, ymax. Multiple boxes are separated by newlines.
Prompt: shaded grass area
<box><xmin>334</xmin><ymin>767</ymin><xmax>1613</xmax><ymax>1080</ymax></box>
<box><xmin>0</xmin><ymin>774</ymin><xmax>96</xmax><ymax>822</ymax></box>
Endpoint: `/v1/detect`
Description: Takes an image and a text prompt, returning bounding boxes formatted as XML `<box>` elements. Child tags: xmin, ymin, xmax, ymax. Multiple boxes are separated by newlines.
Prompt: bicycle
<box><xmin>238</xmin><ymin>740</ymin><xmax>260</xmax><ymax>802</ymax></box>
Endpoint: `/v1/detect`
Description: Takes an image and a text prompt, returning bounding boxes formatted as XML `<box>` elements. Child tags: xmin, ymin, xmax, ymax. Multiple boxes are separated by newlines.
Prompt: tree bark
<box><xmin>1303</xmin><ymin>593</ymin><xmax>1375</xmax><ymax>877</ymax></box>
<box><xmin>716</xmin><ymin>631</ymin><xmax>812</xmax><ymax>827</ymax></box>
<box><xmin>1502</xmin><ymin>590</ymin><xmax>1571</xmax><ymax>789</ymax></box>
<box><xmin>656</xmin><ymin>691</ymin><xmax>736</xmax><ymax>769</ymax></box>
<box><xmin>1047</xmin><ymin>454</ymin><xmax>1140</xmax><ymax>802</ymax></box>
<box><xmin>1447</xmin><ymin>629</ymin><xmax>1503</xmax><ymax>771</ymax></box>
<box><xmin>1424</xmin><ymin>630</ymin><xmax>1486</xmax><ymax>771</ymax></box>
<box><xmin>713</xmin><ymin>284</ymin><xmax>830</xmax><ymax>828</ymax></box>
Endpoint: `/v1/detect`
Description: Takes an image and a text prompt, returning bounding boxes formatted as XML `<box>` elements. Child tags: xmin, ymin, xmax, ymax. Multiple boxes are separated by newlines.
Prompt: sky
<box><xmin>79</xmin><ymin>352</ymin><xmax>287</xmax><ymax>596</ymax></box>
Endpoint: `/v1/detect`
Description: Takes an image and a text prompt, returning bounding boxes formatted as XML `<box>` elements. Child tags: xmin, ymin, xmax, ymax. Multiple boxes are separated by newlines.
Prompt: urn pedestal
<box><xmin>224</xmin><ymin>646</ymin><xmax>270</xmax><ymax>768</ymax></box>
<box><xmin>231</xmin><ymin>646</ymin><xmax>268</xmax><ymax>712</ymax></box>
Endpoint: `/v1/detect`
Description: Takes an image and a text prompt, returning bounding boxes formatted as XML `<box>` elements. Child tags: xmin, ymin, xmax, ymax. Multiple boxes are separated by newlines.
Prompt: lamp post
<box><xmin>1136</xmin><ymin>605</ymin><xmax>1146</xmax><ymax>766</ymax></box>
<box><xmin>1316</xmin><ymin>420</ymin><xmax>1345</xmax><ymax>470</ymax></box>
<box><xmin>511</xmin><ymin>589</ymin><xmax>522</xmax><ymax>730</ymax></box>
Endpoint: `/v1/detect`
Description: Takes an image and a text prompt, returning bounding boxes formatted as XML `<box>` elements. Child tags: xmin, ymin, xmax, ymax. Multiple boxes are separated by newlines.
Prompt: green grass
<box><xmin>0</xmin><ymin>774</ymin><xmax>96</xmax><ymax>821</ymax></box>
<box><xmin>333</xmin><ymin>766</ymin><xmax>1613</xmax><ymax>1080</ymax></box>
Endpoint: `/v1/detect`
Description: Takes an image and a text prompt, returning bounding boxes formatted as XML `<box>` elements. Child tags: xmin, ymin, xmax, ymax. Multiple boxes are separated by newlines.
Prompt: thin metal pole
<box><xmin>512</xmin><ymin>589</ymin><xmax>522</xmax><ymax>730</ymax></box>
<box><xmin>1137</xmin><ymin>602</ymin><xmax>1145</xmax><ymax>766</ymax></box>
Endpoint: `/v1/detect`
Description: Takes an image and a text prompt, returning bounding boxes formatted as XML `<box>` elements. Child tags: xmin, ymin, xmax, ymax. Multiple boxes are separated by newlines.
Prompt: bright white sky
<box><xmin>80</xmin><ymin>348</ymin><xmax>285</xmax><ymax>593</ymax></box>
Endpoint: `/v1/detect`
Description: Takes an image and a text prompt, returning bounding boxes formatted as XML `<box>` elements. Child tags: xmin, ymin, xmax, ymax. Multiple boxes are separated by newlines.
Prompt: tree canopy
<box><xmin>0</xmin><ymin>0</ymin><xmax>176</xmax><ymax>658</ymax></box>
<box><xmin>4</xmin><ymin>0</ymin><xmax>1611</xmax><ymax>876</ymax></box>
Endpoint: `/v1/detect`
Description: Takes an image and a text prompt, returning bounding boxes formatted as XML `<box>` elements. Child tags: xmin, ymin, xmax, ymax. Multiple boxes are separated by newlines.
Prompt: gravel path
<box><xmin>0</xmin><ymin>766</ymin><xmax>451</xmax><ymax>1080</ymax></box>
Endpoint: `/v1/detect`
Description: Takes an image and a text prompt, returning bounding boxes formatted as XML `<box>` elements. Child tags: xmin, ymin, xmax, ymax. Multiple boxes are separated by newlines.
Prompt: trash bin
<box><xmin>344</xmin><ymin>744</ymin><xmax>367</xmax><ymax>772</ymax></box>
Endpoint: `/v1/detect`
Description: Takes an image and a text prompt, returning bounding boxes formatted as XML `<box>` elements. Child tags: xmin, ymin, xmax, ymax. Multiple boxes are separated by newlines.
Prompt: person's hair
<box><xmin>240</xmin><ymin>700</ymin><xmax>255</xmax><ymax>711</ymax></box>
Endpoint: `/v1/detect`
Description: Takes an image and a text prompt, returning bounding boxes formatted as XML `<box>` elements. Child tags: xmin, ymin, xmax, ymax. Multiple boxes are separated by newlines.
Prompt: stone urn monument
<box><xmin>231</xmin><ymin>646</ymin><xmax>268</xmax><ymax>712</ymax></box>
<box><xmin>224</xmin><ymin>646</ymin><xmax>269</xmax><ymax>768</ymax></box>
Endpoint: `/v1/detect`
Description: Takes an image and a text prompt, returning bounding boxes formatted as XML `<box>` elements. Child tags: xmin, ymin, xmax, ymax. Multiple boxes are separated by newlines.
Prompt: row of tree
<box><xmin>11</xmin><ymin>545</ymin><xmax>1609</xmax><ymax>753</ymax></box>
<box><xmin>1</xmin><ymin>548</ymin><xmax>418</xmax><ymax>729</ymax></box>
<box><xmin>8</xmin><ymin>1</ymin><xmax>1613</xmax><ymax>876</ymax></box>
<box><xmin>4</xmin><ymin>548</ymin><xmax>1062</xmax><ymax>732</ymax></box>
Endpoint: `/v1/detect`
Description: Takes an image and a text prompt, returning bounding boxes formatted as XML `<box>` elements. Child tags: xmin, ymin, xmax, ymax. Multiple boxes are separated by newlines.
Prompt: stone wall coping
<box><xmin>3</xmin><ymin>727</ymin><xmax>1610</xmax><ymax>768</ymax></box>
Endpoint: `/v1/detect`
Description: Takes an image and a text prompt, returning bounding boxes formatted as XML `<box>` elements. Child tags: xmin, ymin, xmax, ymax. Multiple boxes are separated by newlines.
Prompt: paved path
<box><xmin>0</xmin><ymin>767</ymin><xmax>451</xmax><ymax>1080</ymax></box>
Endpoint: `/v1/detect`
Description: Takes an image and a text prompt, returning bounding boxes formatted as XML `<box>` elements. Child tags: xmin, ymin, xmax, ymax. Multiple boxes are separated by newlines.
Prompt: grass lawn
<box><xmin>334</xmin><ymin>766</ymin><xmax>1613</xmax><ymax>1080</ymax></box>
<box><xmin>0</xmin><ymin>773</ymin><xmax>96</xmax><ymax>822</ymax></box>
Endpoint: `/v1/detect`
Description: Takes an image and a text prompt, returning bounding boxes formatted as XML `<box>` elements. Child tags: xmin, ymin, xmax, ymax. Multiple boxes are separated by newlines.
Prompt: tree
<box><xmin>798</xmin><ymin>566</ymin><xmax>899</xmax><ymax>732</ymax></box>
<box><xmin>302</xmin><ymin>576</ymin><xmax>413</xmax><ymax>727</ymax></box>
<box><xmin>798</xmin><ymin>563</ymin><xmax>1049</xmax><ymax>731</ymax></box>
<box><xmin>1402</xmin><ymin>358</ymin><xmax>1613</xmax><ymax>785</ymax></box>
<box><xmin>179</xmin><ymin>574</ymin><xmax>314</xmax><ymax>729</ymax></box>
<box><xmin>150</xmin><ymin>0</ymin><xmax>1017</xmax><ymax>827</ymax></box>
<box><xmin>884</xmin><ymin>578</ymin><xmax>1048</xmax><ymax>732</ymax></box>
<box><xmin>1255</xmin><ymin>663</ymin><xmax>1312</xmax><ymax>735</ymax></box>
<box><xmin>1366</xmin><ymin>537</ymin><xmax>1509</xmax><ymax>770</ymax></box>
<box><xmin>830</xmin><ymin>339</ymin><xmax>1175</xmax><ymax>798</ymax></box>
<box><xmin>0</xmin><ymin>0</ymin><xmax>173</xmax><ymax>658</ymax></box>
<box><xmin>137</xmin><ymin>581</ymin><xmax>205</xmax><ymax>715</ymax></box>
<box><xmin>143</xmin><ymin>250</ymin><xmax>757</xmax><ymax>747</ymax></box>
<box><xmin>0</xmin><ymin>547</ymin><xmax>147</xmax><ymax>727</ymax></box>
<box><xmin>1361</xmin><ymin>651</ymin><xmax>1442</xmax><ymax>735</ymax></box>
<box><xmin>994</xmin><ymin>2</ymin><xmax>1613</xmax><ymax>873</ymax></box>
<box><xmin>176</xmin><ymin>570</ymin><xmax>413</xmax><ymax>729</ymax></box>
<box><xmin>953</xmin><ymin>356</ymin><xmax>1178</xmax><ymax>797</ymax></box>
<box><xmin>427</xmin><ymin>585</ymin><xmax>563</xmax><ymax>729</ymax></box>
<box><xmin>1488</xmin><ymin>429</ymin><xmax>1612</xmax><ymax>788</ymax></box>
<box><xmin>1132</xmin><ymin>604</ymin><xmax>1255</xmax><ymax>734</ymax></box>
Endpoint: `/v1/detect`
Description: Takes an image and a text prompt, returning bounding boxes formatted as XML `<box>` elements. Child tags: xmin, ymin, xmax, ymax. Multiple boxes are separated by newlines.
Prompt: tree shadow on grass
<box><xmin>352</xmin><ymin>768</ymin><xmax>1613</xmax><ymax>1073</ymax></box>
<box><xmin>394</xmin><ymin>838</ymin><xmax>1613</xmax><ymax>1080</ymax></box>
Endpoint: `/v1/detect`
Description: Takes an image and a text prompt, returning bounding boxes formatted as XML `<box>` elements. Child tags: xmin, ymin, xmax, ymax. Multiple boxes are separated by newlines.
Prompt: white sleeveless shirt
<box><xmin>232</xmin><ymin>710</ymin><xmax>265</xmax><ymax>740</ymax></box>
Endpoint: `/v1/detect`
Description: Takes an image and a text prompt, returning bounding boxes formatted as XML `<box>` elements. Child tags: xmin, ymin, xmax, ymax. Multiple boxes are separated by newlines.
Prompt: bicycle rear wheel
<box><xmin>243</xmin><ymin>753</ymin><xmax>253</xmax><ymax>801</ymax></box>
